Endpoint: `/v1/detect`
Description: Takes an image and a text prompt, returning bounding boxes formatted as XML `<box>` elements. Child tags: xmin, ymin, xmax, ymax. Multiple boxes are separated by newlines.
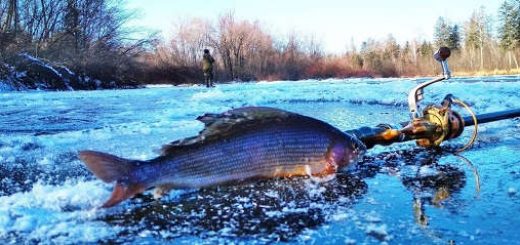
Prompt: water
<box><xmin>0</xmin><ymin>77</ymin><xmax>519</xmax><ymax>244</ymax></box>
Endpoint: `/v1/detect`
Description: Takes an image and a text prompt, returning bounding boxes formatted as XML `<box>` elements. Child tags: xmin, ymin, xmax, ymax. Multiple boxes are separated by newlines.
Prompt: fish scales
<box><xmin>153</xmin><ymin>133</ymin><xmax>278</xmax><ymax>180</ymax></box>
<box><xmin>161</xmin><ymin>127</ymin><xmax>297</xmax><ymax>175</ymax></box>
<box><xmin>182</xmin><ymin>140</ymin><xmax>322</xmax><ymax>180</ymax></box>
<box><xmin>148</xmin><ymin>125</ymin><xmax>335</xmax><ymax>185</ymax></box>
<box><xmin>197</xmin><ymin>129</ymin><xmax>323</xmax><ymax>171</ymax></box>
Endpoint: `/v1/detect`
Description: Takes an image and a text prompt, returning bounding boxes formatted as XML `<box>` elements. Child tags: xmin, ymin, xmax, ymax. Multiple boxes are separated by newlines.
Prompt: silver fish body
<box><xmin>79</xmin><ymin>107</ymin><xmax>366</xmax><ymax>207</ymax></box>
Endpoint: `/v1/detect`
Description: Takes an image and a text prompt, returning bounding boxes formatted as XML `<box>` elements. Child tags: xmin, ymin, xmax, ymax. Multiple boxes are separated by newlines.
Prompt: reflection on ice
<box><xmin>101</xmin><ymin>174</ymin><xmax>367</xmax><ymax>243</ymax></box>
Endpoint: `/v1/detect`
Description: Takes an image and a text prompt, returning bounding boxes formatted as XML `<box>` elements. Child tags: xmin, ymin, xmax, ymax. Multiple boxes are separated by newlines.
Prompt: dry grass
<box><xmin>454</xmin><ymin>68</ymin><xmax>520</xmax><ymax>77</ymax></box>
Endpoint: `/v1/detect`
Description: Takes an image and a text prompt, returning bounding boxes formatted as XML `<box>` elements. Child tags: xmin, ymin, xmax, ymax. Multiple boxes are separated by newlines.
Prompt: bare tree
<box><xmin>19</xmin><ymin>0</ymin><xmax>65</xmax><ymax>56</ymax></box>
<box><xmin>464</xmin><ymin>7</ymin><xmax>492</xmax><ymax>70</ymax></box>
<box><xmin>170</xmin><ymin>18</ymin><xmax>214</xmax><ymax>67</ymax></box>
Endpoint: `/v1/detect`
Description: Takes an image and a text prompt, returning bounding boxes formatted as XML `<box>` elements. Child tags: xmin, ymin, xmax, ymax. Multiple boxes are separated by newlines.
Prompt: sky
<box><xmin>125</xmin><ymin>0</ymin><xmax>503</xmax><ymax>53</ymax></box>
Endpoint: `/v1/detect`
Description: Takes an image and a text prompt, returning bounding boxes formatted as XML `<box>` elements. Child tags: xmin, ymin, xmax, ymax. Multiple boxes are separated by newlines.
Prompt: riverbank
<box><xmin>454</xmin><ymin>68</ymin><xmax>520</xmax><ymax>77</ymax></box>
<box><xmin>0</xmin><ymin>54</ymin><xmax>142</xmax><ymax>91</ymax></box>
<box><xmin>2</xmin><ymin>54</ymin><xmax>519</xmax><ymax>92</ymax></box>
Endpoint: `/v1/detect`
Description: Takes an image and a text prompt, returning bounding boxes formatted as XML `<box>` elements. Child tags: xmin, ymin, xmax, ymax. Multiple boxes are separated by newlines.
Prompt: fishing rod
<box><xmin>346</xmin><ymin>47</ymin><xmax>520</xmax><ymax>152</ymax></box>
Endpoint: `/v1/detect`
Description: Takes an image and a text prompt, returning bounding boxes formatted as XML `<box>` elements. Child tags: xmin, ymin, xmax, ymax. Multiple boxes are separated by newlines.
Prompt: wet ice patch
<box><xmin>418</xmin><ymin>165</ymin><xmax>438</xmax><ymax>177</ymax></box>
<box><xmin>508</xmin><ymin>187</ymin><xmax>517</xmax><ymax>196</ymax></box>
<box><xmin>190</xmin><ymin>88</ymin><xmax>228</xmax><ymax>102</ymax></box>
<box><xmin>365</xmin><ymin>223</ymin><xmax>390</xmax><ymax>241</ymax></box>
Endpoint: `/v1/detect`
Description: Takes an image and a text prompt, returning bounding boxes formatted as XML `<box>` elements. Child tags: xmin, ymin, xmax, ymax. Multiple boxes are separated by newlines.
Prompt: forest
<box><xmin>1</xmin><ymin>0</ymin><xmax>519</xmax><ymax>88</ymax></box>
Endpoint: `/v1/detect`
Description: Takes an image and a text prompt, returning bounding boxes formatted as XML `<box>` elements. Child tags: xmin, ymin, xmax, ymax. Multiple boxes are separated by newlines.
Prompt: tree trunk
<box><xmin>470</xmin><ymin>48</ymin><xmax>474</xmax><ymax>70</ymax></box>
<box><xmin>4</xmin><ymin>0</ymin><xmax>20</xmax><ymax>33</ymax></box>
<box><xmin>480</xmin><ymin>46</ymin><xmax>483</xmax><ymax>70</ymax></box>
<box><xmin>513</xmin><ymin>50</ymin><xmax>519</xmax><ymax>70</ymax></box>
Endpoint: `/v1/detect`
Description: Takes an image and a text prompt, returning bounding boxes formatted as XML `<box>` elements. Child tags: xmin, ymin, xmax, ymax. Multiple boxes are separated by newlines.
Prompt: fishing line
<box><xmin>452</xmin><ymin>153</ymin><xmax>481</xmax><ymax>196</ymax></box>
<box><xmin>450</xmin><ymin>98</ymin><xmax>478</xmax><ymax>153</ymax></box>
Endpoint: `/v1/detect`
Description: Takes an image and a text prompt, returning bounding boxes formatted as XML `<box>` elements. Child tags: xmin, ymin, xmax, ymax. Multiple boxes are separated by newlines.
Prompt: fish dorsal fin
<box><xmin>196</xmin><ymin>113</ymin><xmax>221</xmax><ymax>127</ymax></box>
<box><xmin>160</xmin><ymin>107</ymin><xmax>294</xmax><ymax>156</ymax></box>
<box><xmin>160</xmin><ymin>136</ymin><xmax>200</xmax><ymax>156</ymax></box>
<box><xmin>196</xmin><ymin>107</ymin><xmax>294</xmax><ymax>138</ymax></box>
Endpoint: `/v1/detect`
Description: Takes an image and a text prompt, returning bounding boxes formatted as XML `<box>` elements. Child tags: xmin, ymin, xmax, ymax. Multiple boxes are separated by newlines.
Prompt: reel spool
<box><xmin>416</xmin><ymin>95</ymin><xmax>477</xmax><ymax>152</ymax></box>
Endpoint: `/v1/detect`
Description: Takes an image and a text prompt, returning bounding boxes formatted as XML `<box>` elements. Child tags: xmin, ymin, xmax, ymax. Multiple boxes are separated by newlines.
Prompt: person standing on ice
<box><xmin>202</xmin><ymin>49</ymin><xmax>215</xmax><ymax>87</ymax></box>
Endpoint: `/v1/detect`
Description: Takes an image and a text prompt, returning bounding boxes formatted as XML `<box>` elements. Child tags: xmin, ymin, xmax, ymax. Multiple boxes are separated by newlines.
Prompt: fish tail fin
<box><xmin>78</xmin><ymin>150</ymin><xmax>145</xmax><ymax>208</ymax></box>
<box><xmin>79</xmin><ymin>150</ymin><xmax>134</xmax><ymax>183</ymax></box>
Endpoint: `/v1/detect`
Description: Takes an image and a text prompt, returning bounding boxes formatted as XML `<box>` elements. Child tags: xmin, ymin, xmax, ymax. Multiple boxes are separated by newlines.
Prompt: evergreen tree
<box><xmin>498</xmin><ymin>0</ymin><xmax>520</xmax><ymax>50</ymax></box>
<box><xmin>419</xmin><ymin>41</ymin><xmax>433</xmax><ymax>57</ymax></box>
<box><xmin>448</xmin><ymin>25</ymin><xmax>461</xmax><ymax>50</ymax></box>
<box><xmin>433</xmin><ymin>17</ymin><xmax>461</xmax><ymax>50</ymax></box>
<box><xmin>498</xmin><ymin>0</ymin><xmax>520</xmax><ymax>68</ymax></box>
<box><xmin>434</xmin><ymin>17</ymin><xmax>450</xmax><ymax>48</ymax></box>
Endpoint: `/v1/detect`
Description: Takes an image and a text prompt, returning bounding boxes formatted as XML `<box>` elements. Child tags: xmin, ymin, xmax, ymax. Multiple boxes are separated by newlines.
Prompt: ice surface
<box><xmin>0</xmin><ymin>76</ymin><xmax>519</xmax><ymax>243</ymax></box>
<box><xmin>0</xmin><ymin>180</ymin><xmax>120</xmax><ymax>243</ymax></box>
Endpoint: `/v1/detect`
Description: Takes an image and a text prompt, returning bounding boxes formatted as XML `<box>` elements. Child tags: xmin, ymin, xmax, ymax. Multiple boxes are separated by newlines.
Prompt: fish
<box><xmin>79</xmin><ymin>107</ymin><xmax>366</xmax><ymax>208</ymax></box>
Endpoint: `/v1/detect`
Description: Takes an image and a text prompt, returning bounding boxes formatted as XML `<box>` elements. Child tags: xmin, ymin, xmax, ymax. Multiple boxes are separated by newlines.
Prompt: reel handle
<box><xmin>408</xmin><ymin>47</ymin><xmax>452</xmax><ymax>119</ymax></box>
<box><xmin>434</xmin><ymin>46</ymin><xmax>451</xmax><ymax>61</ymax></box>
<box><xmin>434</xmin><ymin>46</ymin><xmax>451</xmax><ymax>78</ymax></box>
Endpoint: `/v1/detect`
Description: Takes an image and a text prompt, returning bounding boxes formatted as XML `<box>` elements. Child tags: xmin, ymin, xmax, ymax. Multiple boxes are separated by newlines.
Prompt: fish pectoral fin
<box><xmin>101</xmin><ymin>182</ymin><xmax>145</xmax><ymax>208</ymax></box>
<box><xmin>153</xmin><ymin>184</ymin><xmax>175</xmax><ymax>199</ymax></box>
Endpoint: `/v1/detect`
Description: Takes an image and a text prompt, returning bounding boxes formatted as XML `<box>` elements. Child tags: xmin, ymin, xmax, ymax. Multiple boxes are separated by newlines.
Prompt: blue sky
<box><xmin>126</xmin><ymin>0</ymin><xmax>503</xmax><ymax>53</ymax></box>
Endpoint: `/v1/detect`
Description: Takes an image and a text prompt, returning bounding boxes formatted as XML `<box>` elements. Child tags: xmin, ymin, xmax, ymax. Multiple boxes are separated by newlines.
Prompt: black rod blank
<box><xmin>463</xmin><ymin>109</ymin><xmax>520</xmax><ymax>126</ymax></box>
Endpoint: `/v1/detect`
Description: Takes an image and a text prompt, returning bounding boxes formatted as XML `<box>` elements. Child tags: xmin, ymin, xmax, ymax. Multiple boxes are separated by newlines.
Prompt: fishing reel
<box><xmin>404</xmin><ymin>47</ymin><xmax>478</xmax><ymax>152</ymax></box>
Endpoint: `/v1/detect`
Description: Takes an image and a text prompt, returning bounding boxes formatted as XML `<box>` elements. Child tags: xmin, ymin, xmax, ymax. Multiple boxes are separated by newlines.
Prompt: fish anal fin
<box><xmin>101</xmin><ymin>182</ymin><xmax>145</xmax><ymax>208</ymax></box>
<box><xmin>153</xmin><ymin>183</ymin><xmax>176</xmax><ymax>199</ymax></box>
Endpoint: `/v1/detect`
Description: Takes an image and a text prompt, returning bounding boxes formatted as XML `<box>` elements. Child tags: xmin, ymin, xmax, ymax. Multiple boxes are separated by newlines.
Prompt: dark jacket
<box><xmin>202</xmin><ymin>53</ymin><xmax>215</xmax><ymax>72</ymax></box>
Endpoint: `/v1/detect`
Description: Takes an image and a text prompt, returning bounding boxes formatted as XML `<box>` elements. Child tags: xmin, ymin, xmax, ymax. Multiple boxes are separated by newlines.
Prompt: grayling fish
<box><xmin>79</xmin><ymin>107</ymin><xmax>366</xmax><ymax>207</ymax></box>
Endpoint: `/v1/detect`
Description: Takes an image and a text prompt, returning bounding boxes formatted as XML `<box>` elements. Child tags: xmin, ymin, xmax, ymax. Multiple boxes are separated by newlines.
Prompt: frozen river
<box><xmin>1</xmin><ymin>76</ymin><xmax>519</xmax><ymax>244</ymax></box>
